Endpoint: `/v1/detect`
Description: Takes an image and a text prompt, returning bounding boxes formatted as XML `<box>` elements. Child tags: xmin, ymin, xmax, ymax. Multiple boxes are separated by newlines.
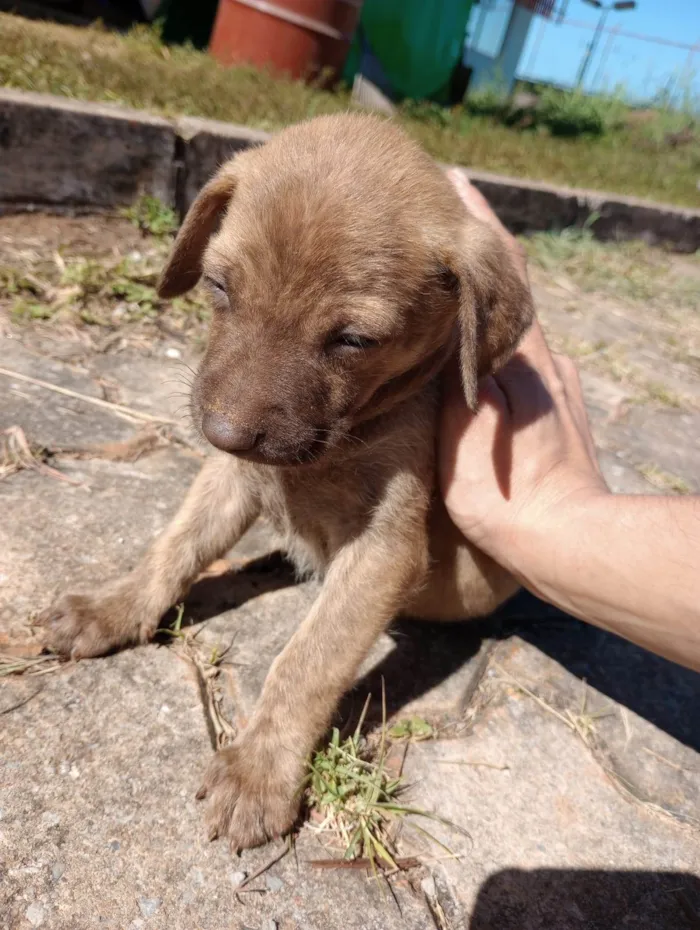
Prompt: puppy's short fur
<box><xmin>42</xmin><ymin>114</ymin><xmax>533</xmax><ymax>850</ymax></box>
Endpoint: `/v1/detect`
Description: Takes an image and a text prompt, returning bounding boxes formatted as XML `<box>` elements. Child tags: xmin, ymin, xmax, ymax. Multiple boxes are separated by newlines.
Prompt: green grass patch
<box><xmin>0</xmin><ymin>223</ymin><xmax>209</xmax><ymax>330</ymax></box>
<box><xmin>305</xmin><ymin>694</ymin><xmax>467</xmax><ymax>872</ymax></box>
<box><xmin>122</xmin><ymin>194</ymin><xmax>180</xmax><ymax>238</ymax></box>
<box><xmin>1</xmin><ymin>13</ymin><xmax>699</xmax><ymax>207</ymax></box>
<box><xmin>522</xmin><ymin>227</ymin><xmax>700</xmax><ymax>307</ymax></box>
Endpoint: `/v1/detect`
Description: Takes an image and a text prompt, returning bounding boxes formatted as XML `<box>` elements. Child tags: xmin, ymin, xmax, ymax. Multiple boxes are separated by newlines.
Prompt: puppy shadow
<box><xmin>342</xmin><ymin>588</ymin><xmax>699</xmax><ymax>750</ymax></box>
<box><xmin>340</xmin><ymin>616</ymin><xmax>491</xmax><ymax>726</ymax></box>
<box><xmin>163</xmin><ymin>554</ymin><xmax>698</xmax><ymax>752</ymax></box>
<box><xmin>442</xmin><ymin>351</ymin><xmax>555</xmax><ymax>501</ymax></box>
<box><xmin>157</xmin><ymin>550</ymin><xmax>298</xmax><ymax>634</ymax></box>
<box><xmin>504</xmin><ymin>591</ymin><xmax>700</xmax><ymax>752</ymax></box>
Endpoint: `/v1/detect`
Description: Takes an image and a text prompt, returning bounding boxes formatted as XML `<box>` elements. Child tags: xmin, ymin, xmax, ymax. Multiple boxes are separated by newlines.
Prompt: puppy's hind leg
<box><xmin>41</xmin><ymin>454</ymin><xmax>260</xmax><ymax>659</ymax></box>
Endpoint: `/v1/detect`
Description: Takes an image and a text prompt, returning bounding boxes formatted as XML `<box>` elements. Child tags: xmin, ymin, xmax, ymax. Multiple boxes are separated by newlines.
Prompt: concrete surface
<box><xmin>466</xmin><ymin>166</ymin><xmax>700</xmax><ymax>253</ymax></box>
<box><xmin>0</xmin><ymin>215</ymin><xmax>699</xmax><ymax>929</ymax></box>
<box><xmin>1</xmin><ymin>88</ymin><xmax>699</xmax><ymax>250</ymax></box>
<box><xmin>0</xmin><ymin>89</ymin><xmax>176</xmax><ymax>211</ymax></box>
<box><xmin>177</xmin><ymin>117</ymin><xmax>269</xmax><ymax>213</ymax></box>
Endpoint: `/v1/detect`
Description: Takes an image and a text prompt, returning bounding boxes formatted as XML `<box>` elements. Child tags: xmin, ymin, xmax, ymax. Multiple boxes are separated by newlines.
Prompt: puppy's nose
<box><xmin>202</xmin><ymin>411</ymin><xmax>264</xmax><ymax>454</ymax></box>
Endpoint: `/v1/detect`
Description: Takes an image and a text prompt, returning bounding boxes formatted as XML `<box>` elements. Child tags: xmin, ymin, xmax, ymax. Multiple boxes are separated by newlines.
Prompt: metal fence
<box><xmin>519</xmin><ymin>11</ymin><xmax>700</xmax><ymax>105</ymax></box>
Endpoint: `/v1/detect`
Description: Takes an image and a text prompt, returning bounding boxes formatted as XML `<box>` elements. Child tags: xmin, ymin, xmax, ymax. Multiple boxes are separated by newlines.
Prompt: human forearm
<box><xmin>508</xmin><ymin>491</ymin><xmax>700</xmax><ymax>671</ymax></box>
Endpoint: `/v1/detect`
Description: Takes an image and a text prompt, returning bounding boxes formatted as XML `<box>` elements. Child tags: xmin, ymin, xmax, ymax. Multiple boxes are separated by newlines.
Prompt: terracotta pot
<box><xmin>209</xmin><ymin>0</ymin><xmax>364</xmax><ymax>83</ymax></box>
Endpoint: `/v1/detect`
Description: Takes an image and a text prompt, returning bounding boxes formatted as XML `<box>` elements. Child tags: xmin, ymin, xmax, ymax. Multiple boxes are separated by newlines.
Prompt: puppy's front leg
<box><xmin>42</xmin><ymin>454</ymin><xmax>259</xmax><ymax>658</ymax></box>
<box><xmin>198</xmin><ymin>470</ymin><xmax>430</xmax><ymax>850</ymax></box>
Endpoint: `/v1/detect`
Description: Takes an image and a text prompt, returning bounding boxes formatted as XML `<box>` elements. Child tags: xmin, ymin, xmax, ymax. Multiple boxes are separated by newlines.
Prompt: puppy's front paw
<box><xmin>39</xmin><ymin>584</ymin><xmax>154</xmax><ymax>659</ymax></box>
<box><xmin>197</xmin><ymin>737</ymin><xmax>302</xmax><ymax>851</ymax></box>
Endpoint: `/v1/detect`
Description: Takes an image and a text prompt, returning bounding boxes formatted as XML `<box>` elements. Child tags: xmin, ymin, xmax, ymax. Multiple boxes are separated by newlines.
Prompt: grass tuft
<box><xmin>523</xmin><ymin>227</ymin><xmax>700</xmax><ymax>308</ymax></box>
<box><xmin>638</xmin><ymin>463</ymin><xmax>693</xmax><ymax>495</ymax></box>
<box><xmin>122</xmin><ymin>194</ymin><xmax>179</xmax><ymax>238</ymax></box>
<box><xmin>305</xmin><ymin>691</ymin><xmax>468</xmax><ymax>874</ymax></box>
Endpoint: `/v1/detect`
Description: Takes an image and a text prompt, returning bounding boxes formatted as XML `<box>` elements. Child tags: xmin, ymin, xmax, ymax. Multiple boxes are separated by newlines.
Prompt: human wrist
<box><xmin>483</xmin><ymin>482</ymin><xmax>611</xmax><ymax>604</ymax></box>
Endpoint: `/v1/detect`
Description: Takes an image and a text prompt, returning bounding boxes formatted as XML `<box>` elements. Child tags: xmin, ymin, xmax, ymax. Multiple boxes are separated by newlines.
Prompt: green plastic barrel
<box><xmin>344</xmin><ymin>0</ymin><xmax>473</xmax><ymax>101</ymax></box>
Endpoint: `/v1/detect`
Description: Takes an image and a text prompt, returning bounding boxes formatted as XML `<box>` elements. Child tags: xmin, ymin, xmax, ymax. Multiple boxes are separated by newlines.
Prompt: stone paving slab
<box><xmin>493</xmin><ymin>631</ymin><xmax>700</xmax><ymax>822</ymax></box>
<box><xmin>402</xmin><ymin>662</ymin><xmax>700</xmax><ymax>929</ymax></box>
<box><xmin>1</xmin><ymin>297</ymin><xmax>699</xmax><ymax>928</ymax></box>
<box><xmin>1</xmin><ymin>650</ymin><xmax>436</xmax><ymax>930</ymax></box>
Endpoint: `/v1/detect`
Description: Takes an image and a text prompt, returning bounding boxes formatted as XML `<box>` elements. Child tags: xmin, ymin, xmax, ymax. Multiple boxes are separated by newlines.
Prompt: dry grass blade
<box><xmin>165</xmin><ymin>611</ymin><xmax>237</xmax><ymax>750</ymax></box>
<box><xmin>0</xmin><ymin>368</ymin><xmax>177</xmax><ymax>426</ymax></box>
<box><xmin>642</xmin><ymin>746</ymin><xmax>697</xmax><ymax>774</ymax></box>
<box><xmin>435</xmin><ymin>760</ymin><xmax>509</xmax><ymax>770</ymax></box>
<box><xmin>494</xmin><ymin>665</ymin><xmax>614</xmax><ymax>749</ymax></box>
<box><xmin>1</xmin><ymin>425</ymin><xmax>83</xmax><ymax>485</ymax></box>
<box><xmin>0</xmin><ymin>652</ymin><xmax>62</xmax><ymax>677</ymax></box>
<box><xmin>235</xmin><ymin>836</ymin><xmax>292</xmax><ymax>891</ymax></box>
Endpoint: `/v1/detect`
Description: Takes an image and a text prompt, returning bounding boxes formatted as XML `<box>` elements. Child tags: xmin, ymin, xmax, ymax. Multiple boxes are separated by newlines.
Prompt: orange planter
<box><xmin>209</xmin><ymin>0</ymin><xmax>364</xmax><ymax>83</ymax></box>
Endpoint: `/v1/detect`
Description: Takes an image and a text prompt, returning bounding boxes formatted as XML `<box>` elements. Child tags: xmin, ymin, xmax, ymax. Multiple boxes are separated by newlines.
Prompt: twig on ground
<box><xmin>236</xmin><ymin>836</ymin><xmax>292</xmax><ymax>890</ymax></box>
<box><xmin>0</xmin><ymin>366</ymin><xmax>177</xmax><ymax>425</ymax></box>
<box><xmin>0</xmin><ymin>688</ymin><xmax>42</xmax><ymax>714</ymax></box>
<box><xmin>309</xmin><ymin>856</ymin><xmax>420</xmax><ymax>871</ymax></box>
<box><xmin>1</xmin><ymin>425</ymin><xmax>83</xmax><ymax>485</ymax></box>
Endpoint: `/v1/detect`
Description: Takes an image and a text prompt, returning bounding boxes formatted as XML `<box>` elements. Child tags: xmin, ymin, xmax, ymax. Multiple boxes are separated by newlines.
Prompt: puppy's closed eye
<box><xmin>327</xmin><ymin>332</ymin><xmax>382</xmax><ymax>355</ymax></box>
<box><xmin>203</xmin><ymin>275</ymin><xmax>230</xmax><ymax>306</ymax></box>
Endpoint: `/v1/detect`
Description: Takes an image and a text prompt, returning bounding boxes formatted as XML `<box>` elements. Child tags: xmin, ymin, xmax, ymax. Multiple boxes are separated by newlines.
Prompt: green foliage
<box><xmin>11</xmin><ymin>299</ymin><xmax>55</xmax><ymax>320</ymax></box>
<box><xmin>464</xmin><ymin>84</ymin><xmax>509</xmax><ymax>120</ymax></box>
<box><xmin>388</xmin><ymin>716</ymin><xmax>436</xmax><ymax>741</ymax></box>
<box><xmin>306</xmin><ymin>695</ymin><xmax>466</xmax><ymax>871</ymax></box>
<box><xmin>400</xmin><ymin>98</ymin><xmax>453</xmax><ymax>128</ymax></box>
<box><xmin>123</xmin><ymin>195</ymin><xmax>179</xmax><ymax>238</ymax></box>
<box><xmin>536</xmin><ymin>87</ymin><xmax>626</xmax><ymax>138</ymax></box>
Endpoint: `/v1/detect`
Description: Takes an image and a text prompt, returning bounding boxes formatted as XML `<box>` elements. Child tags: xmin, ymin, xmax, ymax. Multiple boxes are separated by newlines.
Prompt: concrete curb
<box><xmin>1</xmin><ymin>88</ymin><xmax>698</xmax><ymax>252</ymax></box>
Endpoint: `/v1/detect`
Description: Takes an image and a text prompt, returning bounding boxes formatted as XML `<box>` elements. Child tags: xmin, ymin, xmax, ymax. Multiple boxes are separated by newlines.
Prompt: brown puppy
<box><xmin>42</xmin><ymin>114</ymin><xmax>533</xmax><ymax>850</ymax></box>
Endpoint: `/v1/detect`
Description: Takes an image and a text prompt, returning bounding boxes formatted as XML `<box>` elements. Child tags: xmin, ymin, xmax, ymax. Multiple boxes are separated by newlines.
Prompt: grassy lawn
<box><xmin>1</xmin><ymin>12</ymin><xmax>699</xmax><ymax>208</ymax></box>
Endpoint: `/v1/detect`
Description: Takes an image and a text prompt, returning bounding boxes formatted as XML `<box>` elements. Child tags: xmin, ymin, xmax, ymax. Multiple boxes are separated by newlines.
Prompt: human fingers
<box><xmin>552</xmin><ymin>353</ymin><xmax>601</xmax><ymax>468</ymax></box>
<box><xmin>445</xmin><ymin>167</ymin><xmax>504</xmax><ymax>232</ymax></box>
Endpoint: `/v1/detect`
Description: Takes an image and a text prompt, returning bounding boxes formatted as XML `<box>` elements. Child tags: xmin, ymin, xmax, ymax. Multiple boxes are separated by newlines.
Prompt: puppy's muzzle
<box><xmin>200</xmin><ymin>407</ymin><xmax>325</xmax><ymax>466</ymax></box>
<box><xmin>202</xmin><ymin>411</ymin><xmax>264</xmax><ymax>454</ymax></box>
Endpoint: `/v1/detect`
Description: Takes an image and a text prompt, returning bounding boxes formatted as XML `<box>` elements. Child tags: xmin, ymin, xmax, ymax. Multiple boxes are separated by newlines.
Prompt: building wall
<box><xmin>465</xmin><ymin>1</ymin><xmax>535</xmax><ymax>91</ymax></box>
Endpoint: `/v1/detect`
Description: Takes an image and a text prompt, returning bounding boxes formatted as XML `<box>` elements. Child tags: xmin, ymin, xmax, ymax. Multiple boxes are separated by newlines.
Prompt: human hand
<box><xmin>441</xmin><ymin>169</ymin><xmax>607</xmax><ymax>584</ymax></box>
<box><xmin>440</xmin><ymin>318</ymin><xmax>607</xmax><ymax>570</ymax></box>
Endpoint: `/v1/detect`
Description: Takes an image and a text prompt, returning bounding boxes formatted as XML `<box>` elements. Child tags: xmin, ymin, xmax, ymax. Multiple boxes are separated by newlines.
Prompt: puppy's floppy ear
<box><xmin>445</xmin><ymin>219</ymin><xmax>534</xmax><ymax>411</ymax></box>
<box><xmin>157</xmin><ymin>164</ymin><xmax>238</xmax><ymax>299</ymax></box>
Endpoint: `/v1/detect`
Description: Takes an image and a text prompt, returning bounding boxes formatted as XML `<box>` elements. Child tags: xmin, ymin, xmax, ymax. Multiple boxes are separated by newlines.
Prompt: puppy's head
<box><xmin>159</xmin><ymin>116</ymin><xmax>533</xmax><ymax>466</ymax></box>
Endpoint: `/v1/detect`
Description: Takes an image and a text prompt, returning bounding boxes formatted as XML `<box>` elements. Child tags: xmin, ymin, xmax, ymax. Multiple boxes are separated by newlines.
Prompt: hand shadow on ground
<box><xmin>173</xmin><ymin>555</ymin><xmax>699</xmax><ymax>752</ymax></box>
<box><xmin>468</xmin><ymin>868</ymin><xmax>700</xmax><ymax>930</ymax></box>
